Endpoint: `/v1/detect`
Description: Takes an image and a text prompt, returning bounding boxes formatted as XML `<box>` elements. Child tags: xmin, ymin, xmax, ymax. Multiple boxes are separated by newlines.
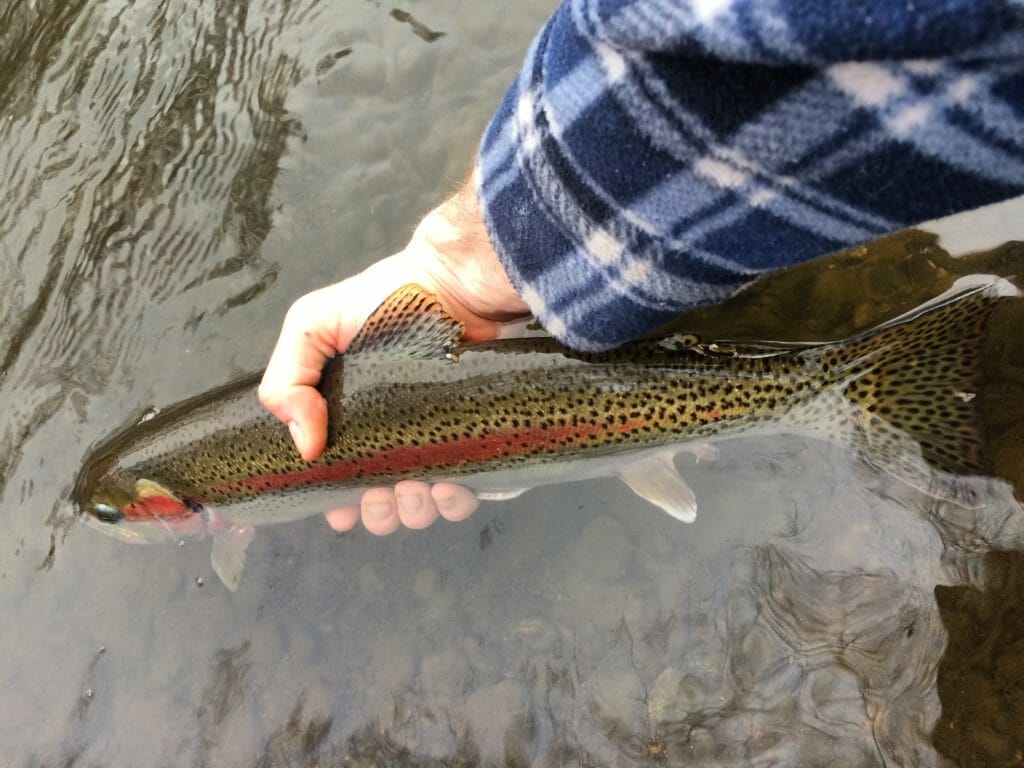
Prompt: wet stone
<box><xmin>203</xmin><ymin>696</ymin><xmax>261</xmax><ymax>767</ymax></box>
<box><xmin>571</xmin><ymin>516</ymin><xmax>633</xmax><ymax>580</ymax></box>
<box><xmin>686</xmin><ymin>726</ymin><xmax>717</xmax><ymax>756</ymax></box>
<box><xmin>419</xmin><ymin>647</ymin><xmax>472</xmax><ymax>695</ymax></box>
<box><xmin>457</xmin><ymin>634</ymin><xmax>500</xmax><ymax>678</ymax></box>
<box><xmin>514</xmin><ymin>617</ymin><xmax>556</xmax><ymax>653</ymax></box>
<box><xmin>734</xmin><ymin>625</ymin><xmax>797</xmax><ymax>693</ymax></box>
<box><xmin>413</xmin><ymin>566</ymin><xmax>441</xmax><ymax>600</ymax></box>
<box><xmin>725</xmin><ymin>589</ymin><xmax>760</xmax><ymax>633</ymax></box>
<box><xmin>369</xmin><ymin>634</ymin><xmax>416</xmax><ymax>692</ymax></box>
<box><xmin>355</xmin><ymin>562</ymin><xmax>384</xmax><ymax>598</ymax></box>
<box><xmin>678</xmin><ymin>674</ymin><xmax>713</xmax><ymax>713</ymax></box>
<box><xmin>969</xmin><ymin>722</ymin><xmax>1016</xmax><ymax>765</ymax></box>
<box><xmin>413</xmin><ymin>706</ymin><xmax>467</xmax><ymax>762</ymax></box>
<box><xmin>282</xmin><ymin>623</ymin><xmax>318</xmax><ymax>667</ymax></box>
<box><xmin>622</xmin><ymin>591</ymin><xmax>657</xmax><ymax>639</ymax></box>
<box><xmin>423</xmin><ymin>593</ymin><xmax>456</xmax><ymax>625</ymax></box>
<box><xmin>646</xmin><ymin>666</ymin><xmax>685</xmax><ymax>722</ymax></box>
<box><xmin>650</xmin><ymin>567</ymin><xmax>692</xmax><ymax>624</ymax></box>
<box><xmin>995</xmin><ymin>636</ymin><xmax>1024</xmax><ymax>687</ymax></box>
<box><xmin>251</xmin><ymin>622</ymin><xmax>287</xmax><ymax>666</ymax></box>
<box><xmin>300</xmin><ymin>559</ymin><xmax>348</xmax><ymax>598</ymax></box>
<box><xmin>714</xmin><ymin>709</ymin><xmax>774</xmax><ymax>750</ymax></box>
<box><xmin>806</xmin><ymin>666</ymin><xmax>864</xmax><ymax>723</ymax></box>
<box><xmin>464</xmin><ymin>679</ymin><xmax>529</xmax><ymax>759</ymax></box>
<box><xmin>640</xmin><ymin>524</ymin><xmax>675</xmax><ymax>561</ymax></box>
<box><xmin>591</xmin><ymin>664</ymin><xmax>645</xmax><ymax>727</ymax></box>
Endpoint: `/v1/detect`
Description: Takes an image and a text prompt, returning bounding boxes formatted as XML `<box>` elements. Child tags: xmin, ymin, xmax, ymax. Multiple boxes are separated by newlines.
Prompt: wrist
<box><xmin>408</xmin><ymin>182</ymin><xmax>527</xmax><ymax>322</ymax></box>
<box><xmin>414</xmin><ymin>182</ymin><xmax>492</xmax><ymax>263</ymax></box>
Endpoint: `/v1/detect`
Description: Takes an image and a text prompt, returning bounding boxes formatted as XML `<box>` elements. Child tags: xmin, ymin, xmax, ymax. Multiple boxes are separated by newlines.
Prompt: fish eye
<box><xmin>91</xmin><ymin>502</ymin><xmax>124</xmax><ymax>524</ymax></box>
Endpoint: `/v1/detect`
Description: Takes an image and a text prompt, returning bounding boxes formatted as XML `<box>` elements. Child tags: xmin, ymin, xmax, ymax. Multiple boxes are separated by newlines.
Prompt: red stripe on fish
<box><xmin>214</xmin><ymin>420</ymin><xmax>645</xmax><ymax>496</ymax></box>
<box><xmin>124</xmin><ymin>494</ymin><xmax>193</xmax><ymax>521</ymax></box>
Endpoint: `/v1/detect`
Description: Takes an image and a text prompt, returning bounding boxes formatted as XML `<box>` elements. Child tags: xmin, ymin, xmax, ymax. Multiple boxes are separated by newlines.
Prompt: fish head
<box><xmin>72</xmin><ymin>451</ymin><xmax>207</xmax><ymax>543</ymax></box>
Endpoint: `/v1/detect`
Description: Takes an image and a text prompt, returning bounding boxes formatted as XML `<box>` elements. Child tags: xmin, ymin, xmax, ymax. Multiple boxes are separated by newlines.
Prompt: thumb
<box><xmin>257</xmin><ymin>382</ymin><xmax>329</xmax><ymax>461</ymax></box>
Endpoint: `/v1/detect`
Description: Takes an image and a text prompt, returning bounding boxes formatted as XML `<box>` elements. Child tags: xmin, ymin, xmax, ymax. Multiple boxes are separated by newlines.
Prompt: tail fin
<box><xmin>826</xmin><ymin>276</ymin><xmax>1018</xmax><ymax>502</ymax></box>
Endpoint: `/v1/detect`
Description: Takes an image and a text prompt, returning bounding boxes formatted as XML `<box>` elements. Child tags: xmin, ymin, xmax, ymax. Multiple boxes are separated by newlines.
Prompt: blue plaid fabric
<box><xmin>476</xmin><ymin>0</ymin><xmax>1024</xmax><ymax>349</ymax></box>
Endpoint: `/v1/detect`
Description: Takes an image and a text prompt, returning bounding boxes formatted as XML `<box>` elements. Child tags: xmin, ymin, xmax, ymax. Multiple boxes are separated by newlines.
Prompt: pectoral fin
<box><xmin>617</xmin><ymin>452</ymin><xmax>698</xmax><ymax>523</ymax></box>
<box><xmin>210</xmin><ymin>522</ymin><xmax>255</xmax><ymax>591</ymax></box>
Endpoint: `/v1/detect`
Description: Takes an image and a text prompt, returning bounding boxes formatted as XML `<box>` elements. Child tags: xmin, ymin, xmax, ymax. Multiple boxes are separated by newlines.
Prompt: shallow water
<box><xmin>1</xmin><ymin>2</ymin><xmax>1023</xmax><ymax>766</ymax></box>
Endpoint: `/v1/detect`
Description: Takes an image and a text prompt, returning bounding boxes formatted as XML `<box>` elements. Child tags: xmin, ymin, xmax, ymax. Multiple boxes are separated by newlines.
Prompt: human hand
<box><xmin>258</xmin><ymin>180</ymin><xmax>528</xmax><ymax>534</ymax></box>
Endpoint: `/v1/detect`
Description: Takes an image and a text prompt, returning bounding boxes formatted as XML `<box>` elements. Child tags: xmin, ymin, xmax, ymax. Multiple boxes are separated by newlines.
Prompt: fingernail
<box><xmin>365</xmin><ymin>501</ymin><xmax>393</xmax><ymax>521</ymax></box>
<box><xmin>435</xmin><ymin>495</ymin><xmax>455</xmax><ymax>512</ymax></box>
<box><xmin>288</xmin><ymin>421</ymin><xmax>304</xmax><ymax>453</ymax></box>
<box><xmin>397</xmin><ymin>493</ymin><xmax>423</xmax><ymax>513</ymax></box>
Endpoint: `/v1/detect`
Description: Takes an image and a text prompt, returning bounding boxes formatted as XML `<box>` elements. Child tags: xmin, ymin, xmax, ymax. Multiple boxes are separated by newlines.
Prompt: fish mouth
<box><xmin>71</xmin><ymin>502</ymin><xmax>151</xmax><ymax>544</ymax></box>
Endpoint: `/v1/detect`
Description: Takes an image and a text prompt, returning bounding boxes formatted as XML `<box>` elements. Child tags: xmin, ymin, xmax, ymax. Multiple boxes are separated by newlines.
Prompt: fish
<box><xmin>71</xmin><ymin>275</ymin><xmax>1018</xmax><ymax>589</ymax></box>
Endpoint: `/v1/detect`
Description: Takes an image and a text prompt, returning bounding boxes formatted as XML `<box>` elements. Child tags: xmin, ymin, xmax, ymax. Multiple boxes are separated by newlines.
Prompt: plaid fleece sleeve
<box><xmin>475</xmin><ymin>0</ymin><xmax>1024</xmax><ymax>349</ymax></box>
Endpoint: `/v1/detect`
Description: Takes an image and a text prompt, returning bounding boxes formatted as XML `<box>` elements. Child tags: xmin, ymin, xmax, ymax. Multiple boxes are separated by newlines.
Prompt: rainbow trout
<box><xmin>73</xmin><ymin>276</ymin><xmax>1017</xmax><ymax>589</ymax></box>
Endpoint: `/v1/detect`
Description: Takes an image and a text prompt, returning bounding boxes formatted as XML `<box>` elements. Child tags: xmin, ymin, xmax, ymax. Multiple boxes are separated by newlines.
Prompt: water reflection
<box><xmin>389</xmin><ymin>9</ymin><xmax>446</xmax><ymax>43</ymax></box>
<box><xmin>0</xmin><ymin>0</ymin><xmax>304</xmax><ymax>504</ymax></box>
<box><xmin>1</xmin><ymin>0</ymin><xmax>1023</xmax><ymax>765</ymax></box>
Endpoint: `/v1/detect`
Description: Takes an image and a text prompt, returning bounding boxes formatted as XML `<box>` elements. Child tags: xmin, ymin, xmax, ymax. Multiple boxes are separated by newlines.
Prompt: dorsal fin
<box><xmin>346</xmin><ymin>284</ymin><xmax>464</xmax><ymax>359</ymax></box>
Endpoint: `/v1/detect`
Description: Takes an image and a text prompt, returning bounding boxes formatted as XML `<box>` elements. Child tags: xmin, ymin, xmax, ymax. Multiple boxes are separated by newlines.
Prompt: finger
<box><xmin>394</xmin><ymin>480</ymin><xmax>440</xmax><ymax>530</ymax></box>
<box><xmin>259</xmin><ymin>294</ymin><xmax>344</xmax><ymax>461</ymax></box>
<box><xmin>431</xmin><ymin>483</ymin><xmax>480</xmax><ymax>522</ymax></box>
<box><xmin>361</xmin><ymin>487</ymin><xmax>401</xmax><ymax>535</ymax></box>
<box><xmin>261</xmin><ymin>291</ymin><xmax>343</xmax><ymax>398</ymax></box>
<box><xmin>324</xmin><ymin>505</ymin><xmax>360</xmax><ymax>532</ymax></box>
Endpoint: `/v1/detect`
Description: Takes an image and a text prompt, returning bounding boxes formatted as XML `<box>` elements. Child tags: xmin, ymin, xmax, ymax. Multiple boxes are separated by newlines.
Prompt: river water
<box><xmin>1</xmin><ymin>1</ymin><xmax>1024</xmax><ymax>765</ymax></box>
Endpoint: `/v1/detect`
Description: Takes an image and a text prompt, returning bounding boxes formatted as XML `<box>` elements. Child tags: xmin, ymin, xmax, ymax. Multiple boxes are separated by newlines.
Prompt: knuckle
<box><xmin>256</xmin><ymin>384</ymin><xmax>288</xmax><ymax>419</ymax></box>
<box><xmin>256</xmin><ymin>382</ymin><xmax>275</xmax><ymax>407</ymax></box>
<box><xmin>285</xmin><ymin>294</ymin><xmax>317</xmax><ymax>323</ymax></box>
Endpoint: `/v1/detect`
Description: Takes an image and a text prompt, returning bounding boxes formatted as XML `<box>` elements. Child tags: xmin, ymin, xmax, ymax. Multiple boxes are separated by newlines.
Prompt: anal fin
<box><xmin>476</xmin><ymin>488</ymin><xmax>529</xmax><ymax>501</ymax></box>
<box><xmin>617</xmin><ymin>451</ymin><xmax>698</xmax><ymax>523</ymax></box>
